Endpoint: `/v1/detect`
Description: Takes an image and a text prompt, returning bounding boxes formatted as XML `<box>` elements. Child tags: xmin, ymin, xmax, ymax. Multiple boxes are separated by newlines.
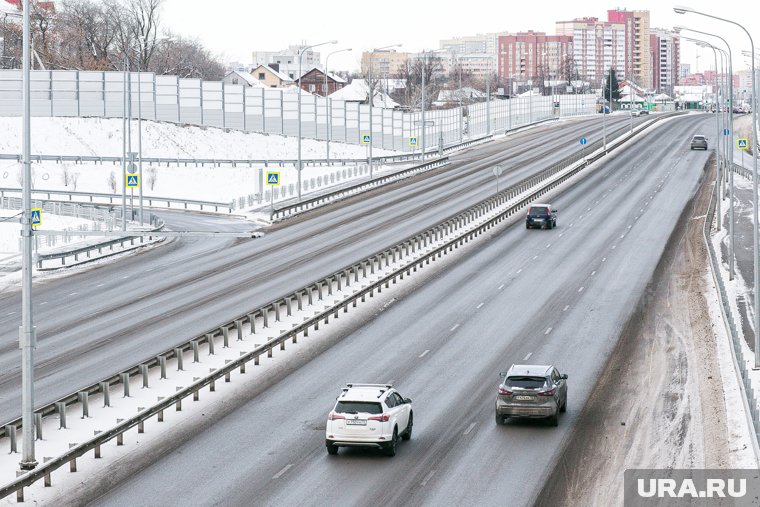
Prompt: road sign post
<box><xmin>580</xmin><ymin>137</ymin><xmax>588</xmax><ymax>161</ymax></box>
<box><xmin>738</xmin><ymin>138</ymin><xmax>749</xmax><ymax>176</ymax></box>
<box><xmin>266</xmin><ymin>171</ymin><xmax>280</xmax><ymax>211</ymax></box>
<box><xmin>30</xmin><ymin>208</ymin><xmax>41</xmax><ymax>227</ymax></box>
<box><xmin>493</xmin><ymin>165</ymin><xmax>503</xmax><ymax>193</ymax></box>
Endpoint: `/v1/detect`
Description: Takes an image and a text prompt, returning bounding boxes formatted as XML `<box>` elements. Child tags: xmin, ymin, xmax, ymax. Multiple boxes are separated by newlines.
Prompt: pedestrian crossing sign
<box><xmin>266</xmin><ymin>171</ymin><xmax>280</xmax><ymax>186</ymax></box>
<box><xmin>409</xmin><ymin>136</ymin><xmax>418</xmax><ymax>147</ymax></box>
<box><xmin>30</xmin><ymin>208</ymin><xmax>42</xmax><ymax>227</ymax></box>
<box><xmin>126</xmin><ymin>174</ymin><xmax>140</xmax><ymax>188</ymax></box>
<box><xmin>361</xmin><ymin>134</ymin><xmax>371</xmax><ymax>144</ymax></box>
<box><xmin>738</xmin><ymin>138</ymin><xmax>749</xmax><ymax>151</ymax></box>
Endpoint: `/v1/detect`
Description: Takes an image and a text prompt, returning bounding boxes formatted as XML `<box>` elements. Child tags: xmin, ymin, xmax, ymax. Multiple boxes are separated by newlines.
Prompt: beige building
<box><xmin>608</xmin><ymin>9</ymin><xmax>651</xmax><ymax>89</ymax></box>
<box><xmin>360</xmin><ymin>50</ymin><xmax>409</xmax><ymax>77</ymax></box>
<box><xmin>250</xmin><ymin>64</ymin><xmax>294</xmax><ymax>88</ymax></box>
<box><xmin>556</xmin><ymin>17</ymin><xmax>627</xmax><ymax>87</ymax></box>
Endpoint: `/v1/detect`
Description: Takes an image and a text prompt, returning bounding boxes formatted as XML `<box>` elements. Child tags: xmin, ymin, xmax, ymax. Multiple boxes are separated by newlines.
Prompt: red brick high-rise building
<box><xmin>497</xmin><ymin>31</ymin><xmax>573</xmax><ymax>93</ymax></box>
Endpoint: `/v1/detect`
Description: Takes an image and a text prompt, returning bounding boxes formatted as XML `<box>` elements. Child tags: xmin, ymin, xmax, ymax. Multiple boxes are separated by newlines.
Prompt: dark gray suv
<box><xmin>495</xmin><ymin>364</ymin><xmax>568</xmax><ymax>426</ymax></box>
<box><xmin>525</xmin><ymin>203</ymin><xmax>557</xmax><ymax>229</ymax></box>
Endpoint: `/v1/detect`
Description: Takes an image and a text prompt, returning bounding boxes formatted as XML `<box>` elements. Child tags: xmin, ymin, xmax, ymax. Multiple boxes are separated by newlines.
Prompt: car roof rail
<box><xmin>345</xmin><ymin>383</ymin><xmax>393</xmax><ymax>389</ymax></box>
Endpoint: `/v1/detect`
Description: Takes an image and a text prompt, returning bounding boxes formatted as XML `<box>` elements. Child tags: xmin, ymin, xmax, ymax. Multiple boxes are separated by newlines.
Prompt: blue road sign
<box><xmin>361</xmin><ymin>134</ymin><xmax>371</xmax><ymax>144</ymax></box>
<box><xmin>409</xmin><ymin>136</ymin><xmax>418</xmax><ymax>147</ymax></box>
<box><xmin>723</xmin><ymin>128</ymin><xmax>730</xmax><ymax>136</ymax></box>
<box><xmin>738</xmin><ymin>138</ymin><xmax>749</xmax><ymax>150</ymax></box>
<box><xmin>580</xmin><ymin>137</ymin><xmax>588</xmax><ymax>145</ymax></box>
<box><xmin>30</xmin><ymin>208</ymin><xmax>41</xmax><ymax>227</ymax></box>
<box><xmin>126</xmin><ymin>174</ymin><xmax>140</xmax><ymax>188</ymax></box>
<box><xmin>266</xmin><ymin>171</ymin><xmax>280</xmax><ymax>186</ymax></box>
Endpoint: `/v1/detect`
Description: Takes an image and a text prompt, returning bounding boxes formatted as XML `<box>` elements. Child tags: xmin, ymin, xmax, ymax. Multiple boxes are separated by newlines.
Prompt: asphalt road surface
<box><xmin>0</xmin><ymin>114</ymin><xmax>654</xmax><ymax>424</ymax></box>
<box><xmin>73</xmin><ymin>114</ymin><xmax>715</xmax><ymax>506</ymax></box>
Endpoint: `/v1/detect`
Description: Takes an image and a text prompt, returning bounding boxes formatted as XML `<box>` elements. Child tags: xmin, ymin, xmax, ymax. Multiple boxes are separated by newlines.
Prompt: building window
<box><xmin>232</xmin><ymin>78</ymin><xmax>239</xmax><ymax>85</ymax></box>
<box><xmin>258</xmin><ymin>73</ymin><xmax>265</xmax><ymax>80</ymax></box>
<box><xmin>309</xmin><ymin>84</ymin><xmax>316</xmax><ymax>92</ymax></box>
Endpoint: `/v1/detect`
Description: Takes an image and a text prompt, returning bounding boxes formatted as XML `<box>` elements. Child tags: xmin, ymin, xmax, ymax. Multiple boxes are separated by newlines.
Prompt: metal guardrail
<box><xmin>0</xmin><ymin>112</ymin><xmax>679</xmax><ymax>500</ymax></box>
<box><xmin>270</xmin><ymin>157</ymin><xmax>451</xmax><ymax>220</ymax></box>
<box><xmin>0</xmin><ymin>188</ymin><xmax>233</xmax><ymax>213</ymax></box>
<box><xmin>704</xmin><ymin>162</ymin><xmax>760</xmax><ymax>459</ymax></box>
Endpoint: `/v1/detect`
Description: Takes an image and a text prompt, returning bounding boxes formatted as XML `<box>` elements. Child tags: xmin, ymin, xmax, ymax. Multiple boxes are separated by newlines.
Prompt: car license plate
<box><xmin>515</xmin><ymin>395</ymin><xmax>535</xmax><ymax>401</ymax></box>
<box><xmin>345</xmin><ymin>419</ymin><xmax>367</xmax><ymax>426</ymax></box>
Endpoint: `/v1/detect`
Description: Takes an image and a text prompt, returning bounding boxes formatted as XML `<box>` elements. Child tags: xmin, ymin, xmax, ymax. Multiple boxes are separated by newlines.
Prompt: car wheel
<box><xmin>549</xmin><ymin>414</ymin><xmax>559</xmax><ymax>427</ymax></box>
<box><xmin>384</xmin><ymin>428</ymin><xmax>398</xmax><ymax>457</ymax></box>
<box><xmin>495</xmin><ymin>412</ymin><xmax>505</xmax><ymax>425</ymax></box>
<box><xmin>402</xmin><ymin>412</ymin><xmax>413</xmax><ymax>441</ymax></box>
<box><xmin>326</xmin><ymin>443</ymin><xmax>339</xmax><ymax>455</ymax></box>
<box><xmin>526</xmin><ymin>223</ymin><xmax>530</xmax><ymax>229</ymax></box>
<box><xmin>560</xmin><ymin>398</ymin><xmax>567</xmax><ymax>413</ymax></box>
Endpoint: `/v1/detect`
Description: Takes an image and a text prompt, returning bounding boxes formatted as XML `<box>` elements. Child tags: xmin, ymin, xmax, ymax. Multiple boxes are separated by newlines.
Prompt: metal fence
<box><xmin>0</xmin><ymin>70</ymin><xmax>597</xmax><ymax>153</ymax></box>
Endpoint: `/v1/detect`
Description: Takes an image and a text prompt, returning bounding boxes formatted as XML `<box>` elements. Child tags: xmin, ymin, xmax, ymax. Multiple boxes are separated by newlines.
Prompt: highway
<box><xmin>74</xmin><ymin>113</ymin><xmax>714</xmax><ymax>505</ymax></box>
<box><xmin>0</xmin><ymin>114</ymin><xmax>651</xmax><ymax>425</ymax></box>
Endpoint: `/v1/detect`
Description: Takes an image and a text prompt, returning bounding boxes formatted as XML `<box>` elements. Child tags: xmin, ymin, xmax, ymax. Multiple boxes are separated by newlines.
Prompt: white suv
<box><xmin>325</xmin><ymin>383</ymin><xmax>413</xmax><ymax>456</ymax></box>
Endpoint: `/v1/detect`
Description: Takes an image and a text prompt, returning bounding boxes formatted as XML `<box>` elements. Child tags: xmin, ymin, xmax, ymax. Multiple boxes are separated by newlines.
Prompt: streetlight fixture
<box><xmin>675</xmin><ymin>25</ymin><xmax>736</xmax><ymax>281</ymax></box>
<box><xmin>368</xmin><ymin>44</ymin><xmax>401</xmax><ymax>178</ymax></box>
<box><xmin>324</xmin><ymin>47</ymin><xmax>351</xmax><ymax>164</ymax></box>
<box><xmin>675</xmin><ymin>7</ymin><xmax>759</xmax><ymax>367</ymax></box>
<box><xmin>297</xmin><ymin>40</ymin><xmax>336</xmax><ymax>201</ymax></box>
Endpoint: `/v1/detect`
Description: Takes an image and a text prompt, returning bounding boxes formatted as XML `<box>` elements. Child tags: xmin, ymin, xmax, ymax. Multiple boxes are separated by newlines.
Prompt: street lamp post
<box><xmin>675</xmin><ymin>6</ymin><xmax>759</xmax><ymax>366</ymax></box>
<box><xmin>369</xmin><ymin>44</ymin><xmax>400</xmax><ymax>178</ymax></box>
<box><xmin>19</xmin><ymin>0</ymin><xmax>37</xmax><ymax>471</ymax></box>
<box><xmin>297</xmin><ymin>40</ymin><xmax>336</xmax><ymax>201</ymax></box>
<box><xmin>324</xmin><ymin>47</ymin><xmax>351</xmax><ymax>165</ymax></box>
<box><xmin>675</xmin><ymin>25</ymin><xmax>736</xmax><ymax>281</ymax></box>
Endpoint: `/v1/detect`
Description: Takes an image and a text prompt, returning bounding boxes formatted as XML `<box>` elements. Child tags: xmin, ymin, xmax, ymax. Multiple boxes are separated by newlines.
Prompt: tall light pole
<box><xmin>297</xmin><ymin>40</ymin><xmax>336</xmax><ymax>201</ymax></box>
<box><xmin>368</xmin><ymin>44</ymin><xmax>400</xmax><ymax>178</ymax></box>
<box><xmin>19</xmin><ymin>0</ymin><xmax>37</xmax><ymax>471</ymax></box>
<box><xmin>675</xmin><ymin>6</ymin><xmax>759</xmax><ymax>366</ymax></box>
<box><xmin>324</xmin><ymin>47</ymin><xmax>351</xmax><ymax>165</ymax></box>
<box><xmin>675</xmin><ymin>25</ymin><xmax>736</xmax><ymax>281</ymax></box>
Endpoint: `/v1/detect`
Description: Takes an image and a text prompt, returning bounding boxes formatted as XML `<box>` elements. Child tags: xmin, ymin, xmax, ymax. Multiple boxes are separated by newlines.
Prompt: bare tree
<box><xmin>392</xmin><ymin>55</ymin><xmax>443</xmax><ymax>109</ymax></box>
<box><xmin>107</xmin><ymin>170</ymin><xmax>117</xmax><ymax>193</ymax></box>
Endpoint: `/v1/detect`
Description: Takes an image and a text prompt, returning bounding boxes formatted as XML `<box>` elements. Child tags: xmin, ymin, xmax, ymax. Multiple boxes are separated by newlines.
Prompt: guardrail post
<box><xmin>262</xmin><ymin>309</ymin><xmax>269</xmax><ymax>328</ymax></box>
<box><xmin>176</xmin><ymin>387</ymin><xmax>183</xmax><ymax>411</ymax></box>
<box><xmin>5</xmin><ymin>425</ymin><xmax>17</xmax><ymax>453</ymax></box>
<box><xmin>223</xmin><ymin>326</ymin><xmax>230</xmax><ymax>346</ymax></box>
<box><xmin>175</xmin><ymin>348</ymin><xmax>184</xmax><ymax>371</ymax></box>
<box><xmin>236</xmin><ymin>319</ymin><xmax>244</xmax><ymax>340</ymax></box>
<box><xmin>327</xmin><ymin>277</ymin><xmax>334</xmax><ymax>295</ymax></box>
<box><xmin>206</xmin><ymin>333</ymin><xmax>215</xmax><ymax>355</ymax></box>
<box><xmin>317</xmin><ymin>283</ymin><xmax>324</xmax><ymax>301</ymax></box>
<box><xmin>121</xmin><ymin>373</ymin><xmax>130</xmax><ymax>397</ymax></box>
<box><xmin>209</xmin><ymin>369</ymin><xmax>217</xmax><ymax>391</ymax></box>
<box><xmin>158</xmin><ymin>356</ymin><xmax>167</xmax><ymax>379</ymax></box>
<box><xmin>57</xmin><ymin>402</ymin><xmax>67</xmax><ymax>429</ymax></box>
<box><xmin>137</xmin><ymin>407</ymin><xmax>145</xmax><ymax>433</ymax></box>
<box><xmin>336</xmin><ymin>274</ymin><xmax>343</xmax><ymax>291</ymax></box>
<box><xmin>192</xmin><ymin>340</ymin><xmax>200</xmax><ymax>363</ymax></box>
<box><xmin>140</xmin><ymin>364</ymin><xmax>149</xmax><ymax>387</ymax></box>
<box><xmin>35</xmin><ymin>413</ymin><xmax>43</xmax><ymax>440</ymax></box>
<box><xmin>78</xmin><ymin>391</ymin><xmax>89</xmax><ymax>418</ymax></box>
<box><xmin>274</xmin><ymin>301</ymin><xmax>281</xmax><ymax>321</ymax></box>
<box><xmin>308</xmin><ymin>287</ymin><xmax>314</xmax><ymax>305</ymax></box>
<box><xmin>240</xmin><ymin>351</ymin><xmax>247</xmax><ymax>373</ymax></box>
<box><xmin>116</xmin><ymin>420</ymin><xmax>124</xmax><ymax>445</ymax></box>
<box><xmin>94</xmin><ymin>430</ymin><xmax>102</xmax><ymax>458</ymax></box>
<box><xmin>248</xmin><ymin>313</ymin><xmax>256</xmax><ymax>334</ymax></box>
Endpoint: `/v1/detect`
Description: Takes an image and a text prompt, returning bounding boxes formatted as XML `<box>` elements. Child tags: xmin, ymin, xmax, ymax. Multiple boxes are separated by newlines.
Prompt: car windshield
<box><xmin>528</xmin><ymin>207</ymin><xmax>550</xmax><ymax>217</ymax></box>
<box><xmin>335</xmin><ymin>401</ymin><xmax>382</xmax><ymax>414</ymax></box>
<box><xmin>506</xmin><ymin>376</ymin><xmax>547</xmax><ymax>389</ymax></box>
<box><xmin>693</xmin><ymin>136</ymin><xmax>706</xmax><ymax>141</ymax></box>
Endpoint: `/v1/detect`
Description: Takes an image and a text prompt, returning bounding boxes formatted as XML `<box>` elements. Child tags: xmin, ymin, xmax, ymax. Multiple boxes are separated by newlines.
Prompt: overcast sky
<box><xmin>161</xmin><ymin>0</ymin><xmax>759</xmax><ymax>75</ymax></box>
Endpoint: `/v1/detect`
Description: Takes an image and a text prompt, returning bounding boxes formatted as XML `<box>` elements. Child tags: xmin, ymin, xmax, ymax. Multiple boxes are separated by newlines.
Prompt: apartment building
<box><xmin>556</xmin><ymin>17</ymin><xmax>626</xmax><ymax>87</ymax></box>
<box><xmin>608</xmin><ymin>9</ymin><xmax>651</xmax><ymax>89</ymax></box>
<box><xmin>650</xmin><ymin>28</ymin><xmax>679</xmax><ymax>95</ymax></box>
<box><xmin>360</xmin><ymin>50</ymin><xmax>409</xmax><ymax>77</ymax></box>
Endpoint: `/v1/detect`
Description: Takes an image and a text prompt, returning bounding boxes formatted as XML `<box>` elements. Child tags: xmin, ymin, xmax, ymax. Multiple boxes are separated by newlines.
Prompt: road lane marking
<box><xmin>421</xmin><ymin>470</ymin><xmax>437</xmax><ymax>487</ymax></box>
<box><xmin>591</xmin><ymin>271</ymin><xmax>596</xmax><ymax>276</ymax></box>
<box><xmin>602</xmin><ymin>257</ymin><xmax>606</xmax><ymax>262</ymax></box>
<box><xmin>524</xmin><ymin>352</ymin><xmax>533</xmax><ymax>360</ymax></box>
<box><xmin>516</xmin><ymin>269</ymin><xmax>522</xmax><ymax>274</ymax></box>
<box><xmin>611</xmin><ymin>245</ymin><xmax>616</xmax><ymax>250</ymax></box>
<box><xmin>498</xmin><ymin>284</ymin><xmax>505</xmax><ymax>290</ymax></box>
<box><xmin>559</xmin><ymin>233</ymin><xmax>564</xmax><ymax>237</ymax></box>
<box><xmin>563</xmin><ymin>305</ymin><xmax>570</xmax><ymax>312</ymax></box>
<box><xmin>122</xmin><ymin>275</ymin><xmax>129</xmax><ymax>279</ymax></box>
<box><xmin>96</xmin><ymin>283</ymin><xmax>105</xmax><ymax>288</ymax></box>
<box><xmin>578</xmin><ymin>287</ymin><xmax>585</xmax><ymax>293</ymax></box>
<box><xmin>476</xmin><ymin>303</ymin><xmax>484</xmax><ymax>309</ymax></box>
<box><xmin>569</xmin><ymin>223</ymin><xmax>574</xmax><ymax>227</ymax></box>
<box><xmin>532</xmin><ymin>255</ymin><xmax>538</xmax><ymax>260</ymax></box>
<box><xmin>545</xmin><ymin>327</ymin><xmax>552</xmax><ymax>335</ymax></box>
<box><xmin>546</xmin><ymin>244</ymin><xmax>551</xmax><ymax>249</ymax></box>
<box><xmin>419</xmin><ymin>350</ymin><xmax>430</xmax><ymax>358</ymax></box>
<box><xmin>7</xmin><ymin>312</ymin><xmax>15</xmax><ymax>316</ymax></box>
<box><xmin>620</xmin><ymin>234</ymin><xmax>625</xmax><ymax>239</ymax></box>
<box><xmin>272</xmin><ymin>464</ymin><xmax>293</xmax><ymax>479</ymax></box>
<box><xmin>69</xmin><ymin>292</ymin><xmax>77</xmax><ymax>296</ymax></box>
<box><xmin>464</xmin><ymin>423</ymin><xmax>477</xmax><ymax>435</ymax></box>
<box><xmin>450</xmin><ymin>324</ymin><xmax>459</xmax><ymax>332</ymax></box>
<box><xmin>39</xmin><ymin>301</ymin><xmax>47</xmax><ymax>306</ymax></box>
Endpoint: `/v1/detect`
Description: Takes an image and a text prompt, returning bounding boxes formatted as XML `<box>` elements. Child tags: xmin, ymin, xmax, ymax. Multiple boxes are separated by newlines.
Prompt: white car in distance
<box><xmin>325</xmin><ymin>383</ymin><xmax>413</xmax><ymax>457</ymax></box>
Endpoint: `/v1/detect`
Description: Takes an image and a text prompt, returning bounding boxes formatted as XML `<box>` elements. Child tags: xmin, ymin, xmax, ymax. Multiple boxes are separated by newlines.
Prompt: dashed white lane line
<box><xmin>532</xmin><ymin>255</ymin><xmax>538</xmax><ymax>260</ymax></box>
<box><xmin>620</xmin><ymin>234</ymin><xmax>625</xmax><ymax>239</ymax></box>
<box><xmin>516</xmin><ymin>269</ymin><xmax>523</xmax><ymax>274</ymax></box>
<box><xmin>524</xmin><ymin>352</ymin><xmax>533</xmax><ymax>360</ymax></box>
<box><xmin>591</xmin><ymin>271</ymin><xmax>596</xmax><ymax>277</ymax></box>
<box><xmin>559</xmin><ymin>233</ymin><xmax>564</xmax><ymax>237</ymax></box>
<box><xmin>611</xmin><ymin>245</ymin><xmax>617</xmax><ymax>250</ymax></box>
<box><xmin>578</xmin><ymin>286</ymin><xmax>585</xmax><ymax>293</ymax></box>
<box><xmin>628</xmin><ymin>225</ymin><xmax>632</xmax><ymax>229</ymax></box>
<box><xmin>545</xmin><ymin>327</ymin><xmax>552</xmax><ymax>335</ymax></box>
<box><xmin>450</xmin><ymin>324</ymin><xmax>459</xmax><ymax>332</ymax></box>
<box><xmin>122</xmin><ymin>275</ymin><xmax>129</xmax><ymax>279</ymax></box>
<box><xmin>602</xmin><ymin>257</ymin><xmax>607</xmax><ymax>262</ymax></box>
<box><xmin>476</xmin><ymin>303</ymin><xmax>484</xmax><ymax>309</ymax></box>
<box><xmin>463</xmin><ymin>422</ymin><xmax>477</xmax><ymax>435</ymax></box>
<box><xmin>69</xmin><ymin>292</ymin><xmax>77</xmax><ymax>296</ymax></box>
<box><xmin>39</xmin><ymin>301</ymin><xmax>47</xmax><ymax>306</ymax></box>
<box><xmin>498</xmin><ymin>284</ymin><xmax>505</xmax><ymax>290</ymax></box>
<box><xmin>96</xmin><ymin>283</ymin><xmax>105</xmax><ymax>288</ymax></box>
<box><xmin>272</xmin><ymin>464</ymin><xmax>294</xmax><ymax>479</ymax></box>
<box><xmin>421</xmin><ymin>470</ymin><xmax>437</xmax><ymax>487</ymax></box>
<box><xmin>563</xmin><ymin>305</ymin><xmax>570</xmax><ymax>312</ymax></box>
<box><xmin>546</xmin><ymin>244</ymin><xmax>551</xmax><ymax>249</ymax></box>
<box><xmin>569</xmin><ymin>223</ymin><xmax>574</xmax><ymax>227</ymax></box>
<box><xmin>419</xmin><ymin>350</ymin><xmax>430</xmax><ymax>358</ymax></box>
<box><xmin>7</xmin><ymin>312</ymin><xmax>14</xmax><ymax>316</ymax></box>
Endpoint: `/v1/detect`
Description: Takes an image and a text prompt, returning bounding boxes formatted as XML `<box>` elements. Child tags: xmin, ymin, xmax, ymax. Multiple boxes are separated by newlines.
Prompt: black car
<box><xmin>526</xmin><ymin>203</ymin><xmax>557</xmax><ymax>229</ymax></box>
